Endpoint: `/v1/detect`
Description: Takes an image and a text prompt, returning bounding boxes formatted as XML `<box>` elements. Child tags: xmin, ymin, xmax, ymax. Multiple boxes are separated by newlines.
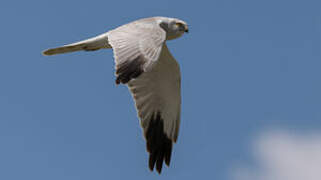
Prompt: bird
<box><xmin>43</xmin><ymin>16</ymin><xmax>188</xmax><ymax>174</ymax></box>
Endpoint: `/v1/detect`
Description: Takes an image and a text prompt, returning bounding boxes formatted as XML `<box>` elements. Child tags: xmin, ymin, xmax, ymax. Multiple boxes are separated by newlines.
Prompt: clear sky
<box><xmin>1</xmin><ymin>0</ymin><xmax>321</xmax><ymax>179</ymax></box>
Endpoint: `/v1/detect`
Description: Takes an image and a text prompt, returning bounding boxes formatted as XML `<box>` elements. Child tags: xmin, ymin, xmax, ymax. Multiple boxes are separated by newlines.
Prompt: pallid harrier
<box><xmin>43</xmin><ymin>17</ymin><xmax>188</xmax><ymax>173</ymax></box>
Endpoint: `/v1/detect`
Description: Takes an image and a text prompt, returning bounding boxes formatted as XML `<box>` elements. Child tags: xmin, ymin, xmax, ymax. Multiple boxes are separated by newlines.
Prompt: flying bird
<box><xmin>43</xmin><ymin>16</ymin><xmax>188</xmax><ymax>174</ymax></box>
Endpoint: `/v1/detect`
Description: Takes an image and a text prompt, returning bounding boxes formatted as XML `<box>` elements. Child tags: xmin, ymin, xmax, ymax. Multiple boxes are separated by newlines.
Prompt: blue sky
<box><xmin>1</xmin><ymin>0</ymin><xmax>321</xmax><ymax>179</ymax></box>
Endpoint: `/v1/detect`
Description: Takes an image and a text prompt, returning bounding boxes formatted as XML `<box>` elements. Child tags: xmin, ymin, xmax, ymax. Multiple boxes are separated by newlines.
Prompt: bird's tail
<box><xmin>42</xmin><ymin>33</ymin><xmax>111</xmax><ymax>56</ymax></box>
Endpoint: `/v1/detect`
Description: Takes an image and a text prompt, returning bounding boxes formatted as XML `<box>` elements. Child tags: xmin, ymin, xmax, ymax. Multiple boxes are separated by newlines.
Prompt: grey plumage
<box><xmin>42</xmin><ymin>16</ymin><xmax>188</xmax><ymax>174</ymax></box>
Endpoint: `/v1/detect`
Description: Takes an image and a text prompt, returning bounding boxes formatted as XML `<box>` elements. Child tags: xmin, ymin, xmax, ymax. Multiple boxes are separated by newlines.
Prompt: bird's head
<box><xmin>157</xmin><ymin>17</ymin><xmax>189</xmax><ymax>40</ymax></box>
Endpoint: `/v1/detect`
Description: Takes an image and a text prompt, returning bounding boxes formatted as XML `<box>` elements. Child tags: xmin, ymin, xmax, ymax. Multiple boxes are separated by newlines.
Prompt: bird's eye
<box><xmin>175</xmin><ymin>22</ymin><xmax>183</xmax><ymax>27</ymax></box>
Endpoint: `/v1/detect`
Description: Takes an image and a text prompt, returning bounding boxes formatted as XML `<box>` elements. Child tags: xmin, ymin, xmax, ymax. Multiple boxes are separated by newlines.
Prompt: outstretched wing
<box><xmin>107</xmin><ymin>18</ymin><xmax>166</xmax><ymax>84</ymax></box>
<box><xmin>127</xmin><ymin>44</ymin><xmax>181</xmax><ymax>174</ymax></box>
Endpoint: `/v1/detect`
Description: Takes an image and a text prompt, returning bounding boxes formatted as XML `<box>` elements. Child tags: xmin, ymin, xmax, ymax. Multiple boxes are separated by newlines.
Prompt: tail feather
<box><xmin>42</xmin><ymin>33</ymin><xmax>111</xmax><ymax>56</ymax></box>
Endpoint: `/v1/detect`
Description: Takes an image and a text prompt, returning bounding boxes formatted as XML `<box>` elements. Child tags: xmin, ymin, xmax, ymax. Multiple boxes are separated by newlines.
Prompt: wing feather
<box><xmin>108</xmin><ymin>18</ymin><xmax>181</xmax><ymax>173</ymax></box>
<box><xmin>127</xmin><ymin>44</ymin><xmax>181</xmax><ymax>173</ymax></box>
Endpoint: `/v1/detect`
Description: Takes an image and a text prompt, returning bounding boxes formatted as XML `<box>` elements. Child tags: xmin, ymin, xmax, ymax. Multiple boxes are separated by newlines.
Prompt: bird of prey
<box><xmin>43</xmin><ymin>16</ymin><xmax>188</xmax><ymax>174</ymax></box>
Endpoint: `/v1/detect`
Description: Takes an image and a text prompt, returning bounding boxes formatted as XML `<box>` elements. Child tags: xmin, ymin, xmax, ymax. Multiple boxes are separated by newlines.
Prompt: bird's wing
<box><xmin>107</xmin><ymin>19</ymin><xmax>166</xmax><ymax>84</ymax></box>
<box><xmin>127</xmin><ymin>44</ymin><xmax>181</xmax><ymax>174</ymax></box>
<box><xmin>42</xmin><ymin>33</ymin><xmax>111</xmax><ymax>56</ymax></box>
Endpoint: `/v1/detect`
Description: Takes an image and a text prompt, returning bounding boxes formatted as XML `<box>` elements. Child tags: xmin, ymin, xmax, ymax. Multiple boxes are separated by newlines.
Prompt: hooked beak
<box><xmin>184</xmin><ymin>25</ymin><xmax>189</xmax><ymax>33</ymax></box>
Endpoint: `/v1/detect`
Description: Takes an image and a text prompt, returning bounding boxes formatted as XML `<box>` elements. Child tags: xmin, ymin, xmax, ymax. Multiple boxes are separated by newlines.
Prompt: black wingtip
<box><xmin>146</xmin><ymin>112</ymin><xmax>173</xmax><ymax>174</ymax></box>
<box><xmin>164</xmin><ymin>146</ymin><xmax>172</xmax><ymax>166</ymax></box>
